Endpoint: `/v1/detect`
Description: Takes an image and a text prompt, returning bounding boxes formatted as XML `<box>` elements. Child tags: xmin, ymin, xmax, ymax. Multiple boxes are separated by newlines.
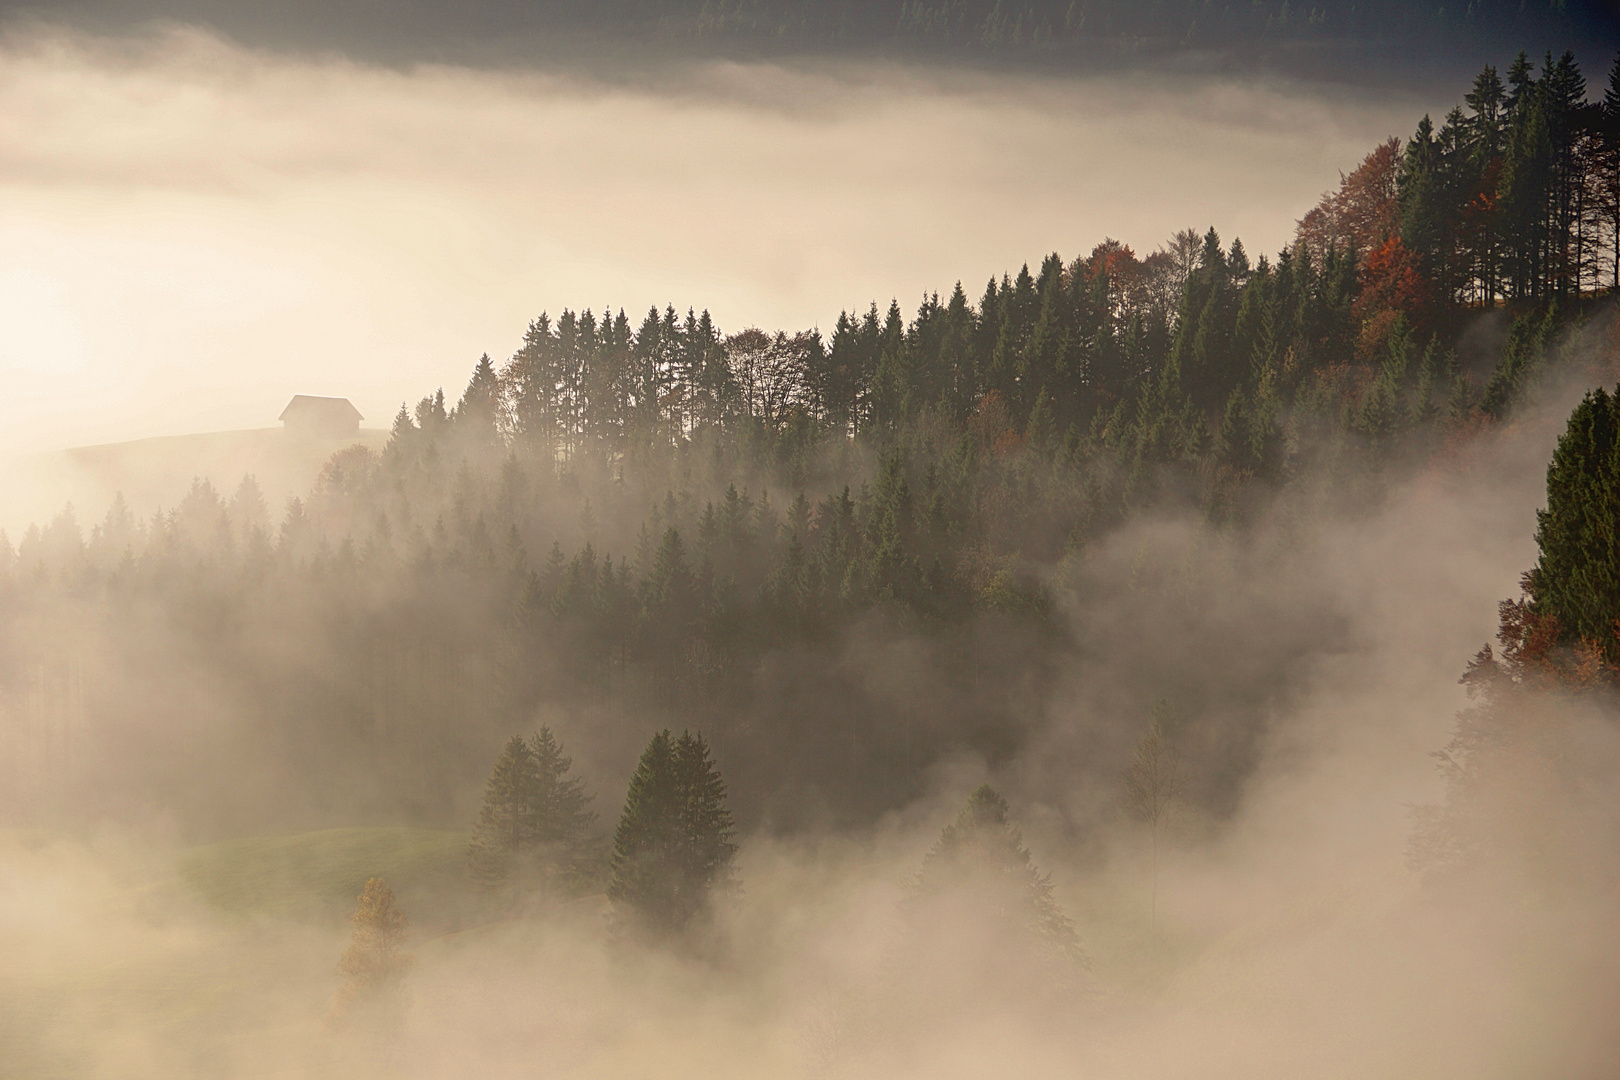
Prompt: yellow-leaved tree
<box><xmin>329</xmin><ymin>877</ymin><xmax>412</xmax><ymax>1028</ymax></box>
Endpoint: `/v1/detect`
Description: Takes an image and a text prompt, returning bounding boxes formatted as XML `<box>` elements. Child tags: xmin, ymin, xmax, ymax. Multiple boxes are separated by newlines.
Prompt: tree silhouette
<box><xmin>915</xmin><ymin>784</ymin><xmax>1082</xmax><ymax>965</ymax></box>
<box><xmin>608</xmin><ymin>729</ymin><xmax>736</xmax><ymax>934</ymax></box>
<box><xmin>469</xmin><ymin>729</ymin><xmax>596</xmax><ymax>899</ymax></box>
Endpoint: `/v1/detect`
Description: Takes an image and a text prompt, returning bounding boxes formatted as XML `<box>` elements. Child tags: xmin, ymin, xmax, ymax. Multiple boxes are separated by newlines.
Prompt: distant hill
<box><xmin>2</xmin><ymin>427</ymin><xmax>388</xmax><ymax>537</ymax></box>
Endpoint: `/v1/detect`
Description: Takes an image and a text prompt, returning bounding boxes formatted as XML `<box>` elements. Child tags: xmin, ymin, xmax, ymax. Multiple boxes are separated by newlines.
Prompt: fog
<box><xmin>5</xmin><ymin>15</ymin><xmax>1620</xmax><ymax>1080</ymax></box>
<box><xmin>0</xmin><ymin>309</ymin><xmax>1615</xmax><ymax>1076</ymax></box>
<box><xmin>0</xmin><ymin>22</ymin><xmax>1432</xmax><ymax>530</ymax></box>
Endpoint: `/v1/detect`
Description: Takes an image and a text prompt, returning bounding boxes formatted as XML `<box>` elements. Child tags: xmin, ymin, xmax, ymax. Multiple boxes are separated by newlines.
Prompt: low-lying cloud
<box><xmin>7</xmin><ymin>19</ymin><xmax>1615</xmax><ymax>1079</ymax></box>
<box><xmin>4</xmin><ymin>317</ymin><xmax>1618</xmax><ymax>1078</ymax></box>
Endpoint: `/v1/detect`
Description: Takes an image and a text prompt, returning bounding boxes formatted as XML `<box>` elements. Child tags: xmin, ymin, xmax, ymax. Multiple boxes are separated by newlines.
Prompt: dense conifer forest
<box><xmin>2</xmin><ymin>49</ymin><xmax>1619</xmax><ymax>838</ymax></box>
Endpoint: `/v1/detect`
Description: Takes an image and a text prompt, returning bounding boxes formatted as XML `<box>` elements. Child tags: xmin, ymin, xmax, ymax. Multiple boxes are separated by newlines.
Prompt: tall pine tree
<box><xmin>469</xmin><ymin>729</ymin><xmax>596</xmax><ymax>897</ymax></box>
<box><xmin>1526</xmin><ymin>385</ymin><xmax>1620</xmax><ymax>661</ymax></box>
<box><xmin>608</xmin><ymin>729</ymin><xmax>736</xmax><ymax>934</ymax></box>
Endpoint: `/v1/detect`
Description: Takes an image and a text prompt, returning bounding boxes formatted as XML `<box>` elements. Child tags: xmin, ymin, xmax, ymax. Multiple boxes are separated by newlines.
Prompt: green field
<box><xmin>2</xmin><ymin>827</ymin><xmax>479</xmax><ymax>1078</ymax></box>
<box><xmin>176</xmin><ymin>826</ymin><xmax>470</xmax><ymax>922</ymax></box>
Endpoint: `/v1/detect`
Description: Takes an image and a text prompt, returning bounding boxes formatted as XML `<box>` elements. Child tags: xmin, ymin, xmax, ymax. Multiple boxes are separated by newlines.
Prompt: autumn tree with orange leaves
<box><xmin>1296</xmin><ymin>137</ymin><xmax>1403</xmax><ymax>264</ymax></box>
<box><xmin>1353</xmin><ymin>235</ymin><xmax>1435</xmax><ymax>358</ymax></box>
<box><xmin>329</xmin><ymin>877</ymin><xmax>413</xmax><ymax>1028</ymax></box>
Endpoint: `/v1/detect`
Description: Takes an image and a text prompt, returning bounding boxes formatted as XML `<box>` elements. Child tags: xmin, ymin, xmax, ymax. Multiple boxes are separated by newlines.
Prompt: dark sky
<box><xmin>3</xmin><ymin>0</ymin><xmax>1615</xmax><ymax>87</ymax></box>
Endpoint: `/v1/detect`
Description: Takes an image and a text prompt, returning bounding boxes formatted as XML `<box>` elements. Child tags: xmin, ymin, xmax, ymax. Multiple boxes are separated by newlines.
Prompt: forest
<box><xmin>2</xmin><ymin>49</ymin><xmax>1619</xmax><ymax>839</ymax></box>
<box><xmin>5</xmin><ymin>20</ymin><xmax>1620</xmax><ymax>1073</ymax></box>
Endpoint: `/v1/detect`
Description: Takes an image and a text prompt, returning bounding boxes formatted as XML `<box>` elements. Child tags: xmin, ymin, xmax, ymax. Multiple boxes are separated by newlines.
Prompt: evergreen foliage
<box><xmin>608</xmin><ymin>729</ymin><xmax>736</xmax><ymax>934</ymax></box>
<box><xmin>469</xmin><ymin>729</ymin><xmax>596</xmax><ymax>896</ymax></box>
<box><xmin>530</xmin><ymin>727</ymin><xmax>598</xmax><ymax>846</ymax></box>
<box><xmin>1413</xmin><ymin>389</ymin><xmax>1620</xmax><ymax>876</ymax></box>
<box><xmin>4</xmin><ymin>53</ymin><xmax>1616</xmax><ymax>834</ymax></box>
<box><xmin>1527</xmin><ymin>385</ymin><xmax>1620</xmax><ymax>660</ymax></box>
<box><xmin>1379</xmin><ymin>50</ymin><xmax>1620</xmax><ymax>306</ymax></box>
<box><xmin>916</xmin><ymin>784</ymin><xmax>1082</xmax><ymax>965</ymax></box>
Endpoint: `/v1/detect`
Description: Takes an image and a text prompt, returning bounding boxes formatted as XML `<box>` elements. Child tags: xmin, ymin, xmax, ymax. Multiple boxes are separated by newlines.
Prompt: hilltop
<box><xmin>3</xmin><ymin>427</ymin><xmax>388</xmax><ymax>538</ymax></box>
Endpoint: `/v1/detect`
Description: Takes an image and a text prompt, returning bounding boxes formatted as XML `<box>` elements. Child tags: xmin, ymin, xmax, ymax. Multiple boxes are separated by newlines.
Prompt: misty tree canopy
<box><xmin>1</xmin><ymin>50</ymin><xmax>1618</xmax><ymax>841</ymax></box>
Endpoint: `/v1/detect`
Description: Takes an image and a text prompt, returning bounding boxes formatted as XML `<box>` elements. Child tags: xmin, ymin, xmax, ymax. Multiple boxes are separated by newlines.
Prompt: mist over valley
<box><xmin>3</xmin><ymin>8</ymin><xmax>1620</xmax><ymax>1078</ymax></box>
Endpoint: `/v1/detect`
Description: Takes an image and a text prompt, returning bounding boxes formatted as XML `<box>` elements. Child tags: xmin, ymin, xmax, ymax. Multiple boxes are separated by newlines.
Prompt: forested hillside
<box><xmin>2</xmin><ymin>50</ymin><xmax>1618</xmax><ymax>836</ymax></box>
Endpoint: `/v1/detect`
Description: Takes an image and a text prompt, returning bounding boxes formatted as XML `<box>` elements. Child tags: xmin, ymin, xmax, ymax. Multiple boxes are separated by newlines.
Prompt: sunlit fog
<box><xmin>0</xmin><ymin>26</ymin><xmax>1426</xmax><ymax>512</ymax></box>
<box><xmin>2</xmin><ymin>4</ymin><xmax>1619</xmax><ymax>1078</ymax></box>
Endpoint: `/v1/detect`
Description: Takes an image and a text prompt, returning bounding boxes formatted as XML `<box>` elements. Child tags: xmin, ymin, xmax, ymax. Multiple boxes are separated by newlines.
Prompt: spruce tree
<box><xmin>672</xmin><ymin>730</ymin><xmax>737</xmax><ymax>904</ymax></box>
<box><xmin>1025</xmin><ymin>388</ymin><xmax>1056</xmax><ymax>453</ymax></box>
<box><xmin>529</xmin><ymin>726</ymin><xmax>598</xmax><ymax>879</ymax></box>
<box><xmin>469</xmin><ymin>736</ymin><xmax>540</xmax><ymax>890</ymax></box>
<box><xmin>1413</xmin><ymin>389</ymin><xmax>1620</xmax><ymax>873</ymax></box>
<box><xmin>915</xmin><ymin>784</ymin><xmax>1082</xmax><ymax>965</ymax></box>
<box><xmin>608</xmin><ymin>730</ymin><xmax>682</xmax><ymax>928</ymax></box>
<box><xmin>1500</xmin><ymin>86</ymin><xmax>1554</xmax><ymax>298</ymax></box>
<box><xmin>1479</xmin><ymin>304</ymin><xmax>1556</xmax><ymax>419</ymax></box>
<box><xmin>1527</xmin><ymin>385</ymin><xmax>1620</xmax><ymax>660</ymax></box>
<box><xmin>469</xmin><ymin>729</ymin><xmax>595</xmax><ymax>896</ymax></box>
<box><xmin>608</xmin><ymin>729</ymin><xmax>736</xmax><ymax>934</ymax></box>
<box><xmin>454</xmin><ymin>352</ymin><xmax>503</xmax><ymax>457</ymax></box>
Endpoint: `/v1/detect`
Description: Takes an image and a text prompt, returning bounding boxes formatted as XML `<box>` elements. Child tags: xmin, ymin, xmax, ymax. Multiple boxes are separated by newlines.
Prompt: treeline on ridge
<box><xmin>1</xmin><ymin>50</ymin><xmax>1618</xmax><ymax>836</ymax></box>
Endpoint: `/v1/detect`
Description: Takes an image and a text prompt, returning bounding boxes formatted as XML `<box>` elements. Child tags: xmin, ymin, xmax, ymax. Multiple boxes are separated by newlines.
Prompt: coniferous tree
<box><xmin>1413</xmin><ymin>387</ymin><xmax>1620</xmax><ymax>876</ymax></box>
<box><xmin>672</xmin><ymin>730</ymin><xmax>736</xmax><ymax>903</ymax></box>
<box><xmin>1479</xmin><ymin>303</ymin><xmax>1557</xmax><ymax>418</ymax></box>
<box><xmin>608</xmin><ymin>729</ymin><xmax>736</xmax><ymax>934</ymax></box>
<box><xmin>455</xmin><ymin>352</ymin><xmax>504</xmax><ymax>457</ymax></box>
<box><xmin>469</xmin><ymin>736</ymin><xmax>542</xmax><ymax>890</ymax></box>
<box><xmin>18</xmin><ymin>52</ymin><xmax>1620</xmax><ymax>851</ymax></box>
<box><xmin>469</xmin><ymin>729</ymin><xmax>595</xmax><ymax>896</ymax></box>
<box><xmin>915</xmin><ymin>784</ymin><xmax>1082</xmax><ymax>965</ymax></box>
<box><xmin>529</xmin><ymin>726</ymin><xmax>598</xmax><ymax>880</ymax></box>
<box><xmin>608</xmin><ymin>730</ymin><xmax>680</xmax><ymax>928</ymax></box>
<box><xmin>1526</xmin><ymin>385</ymin><xmax>1620</xmax><ymax>660</ymax></box>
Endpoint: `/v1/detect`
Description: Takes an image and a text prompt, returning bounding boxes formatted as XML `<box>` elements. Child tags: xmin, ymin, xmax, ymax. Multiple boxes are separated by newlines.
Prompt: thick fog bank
<box><xmin>3</xmin><ymin>320</ymin><xmax>1618</xmax><ymax>1078</ymax></box>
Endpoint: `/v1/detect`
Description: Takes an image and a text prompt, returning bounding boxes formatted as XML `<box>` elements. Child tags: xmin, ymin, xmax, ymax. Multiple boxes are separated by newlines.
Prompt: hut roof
<box><xmin>279</xmin><ymin>396</ymin><xmax>363</xmax><ymax>423</ymax></box>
